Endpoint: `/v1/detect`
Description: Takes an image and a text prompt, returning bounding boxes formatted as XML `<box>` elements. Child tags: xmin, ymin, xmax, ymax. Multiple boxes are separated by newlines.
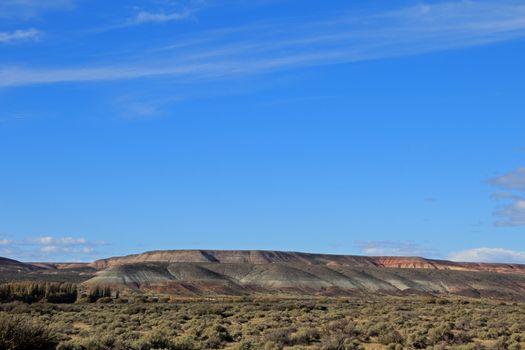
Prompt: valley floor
<box><xmin>1</xmin><ymin>296</ymin><xmax>525</xmax><ymax>349</ymax></box>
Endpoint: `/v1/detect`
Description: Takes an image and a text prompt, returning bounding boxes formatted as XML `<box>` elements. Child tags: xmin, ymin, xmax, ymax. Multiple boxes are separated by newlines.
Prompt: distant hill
<box><xmin>3</xmin><ymin>250</ymin><xmax>525</xmax><ymax>300</ymax></box>
<box><xmin>0</xmin><ymin>257</ymin><xmax>95</xmax><ymax>284</ymax></box>
<box><xmin>85</xmin><ymin>250</ymin><xmax>525</xmax><ymax>300</ymax></box>
<box><xmin>0</xmin><ymin>257</ymin><xmax>42</xmax><ymax>273</ymax></box>
<box><xmin>91</xmin><ymin>249</ymin><xmax>525</xmax><ymax>274</ymax></box>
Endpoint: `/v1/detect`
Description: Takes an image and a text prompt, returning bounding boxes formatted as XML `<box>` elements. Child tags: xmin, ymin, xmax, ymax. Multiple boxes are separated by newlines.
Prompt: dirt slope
<box><xmin>0</xmin><ymin>257</ymin><xmax>42</xmax><ymax>273</ymax></box>
<box><xmin>85</xmin><ymin>250</ymin><xmax>525</xmax><ymax>300</ymax></box>
<box><xmin>0</xmin><ymin>258</ymin><xmax>96</xmax><ymax>283</ymax></box>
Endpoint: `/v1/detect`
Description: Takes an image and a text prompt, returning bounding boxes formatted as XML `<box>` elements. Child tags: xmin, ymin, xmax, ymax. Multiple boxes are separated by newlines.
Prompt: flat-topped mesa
<box><xmin>90</xmin><ymin>250</ymin><xmax>326</xmax><ymax>269</ymax></box>
<box><xmin>372</xmin><ymin>256</ymin><xmax>525</xmax><ymax>273</ymax></box>
<box><xmin>90</xmin><ymin>250</ymin><xmax>525</xmax><ymax>274</ymax></box>
<box><xmin>4</xmin><ymin>251</ymin><xmax>525</xmax><ymax>300</ymax></box>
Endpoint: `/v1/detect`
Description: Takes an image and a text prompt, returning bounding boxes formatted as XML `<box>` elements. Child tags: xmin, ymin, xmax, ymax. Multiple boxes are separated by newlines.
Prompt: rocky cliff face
<box><xmin>370</xmin><ymin>256</ymin><xmax>525</xmax><ymax>273</ymax></box>
<box><xmin>81</xmin><ymin>250</ymin><xmax>525</xmax><ymax>300</ymax></box>
<box><xmin>90</xmin><ymin>250</ymin><xmax>525</xmax><ymax>274</ymax></box>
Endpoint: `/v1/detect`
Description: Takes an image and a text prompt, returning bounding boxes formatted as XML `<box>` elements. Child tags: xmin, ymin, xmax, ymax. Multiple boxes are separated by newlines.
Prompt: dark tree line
<box><xmin>0</xmin><ymin>282</ymin><xmax>78</xmax><ymax>303</ymax></box>
<box><xmin>86</xmin><ymin>285</ymin><xmax>112</xmax><ymax>302</ymax></box>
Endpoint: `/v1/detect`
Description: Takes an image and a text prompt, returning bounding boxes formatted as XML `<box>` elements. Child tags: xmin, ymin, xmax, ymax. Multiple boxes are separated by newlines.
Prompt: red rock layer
<box><xmin>89</xmin><ymin>250</ymin><xmax>525</xmax><ymax>274</ymax></box>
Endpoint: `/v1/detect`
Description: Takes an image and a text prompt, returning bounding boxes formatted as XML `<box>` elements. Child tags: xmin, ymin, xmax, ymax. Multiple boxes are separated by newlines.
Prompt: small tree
<box><xmin>87</xmin><ymin>285</ymin><xmax>112</xmax><ymax>302</ymax></box>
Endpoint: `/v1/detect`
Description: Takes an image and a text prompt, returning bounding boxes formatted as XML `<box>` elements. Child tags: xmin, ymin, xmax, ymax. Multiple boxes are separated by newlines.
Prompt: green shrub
<box><xmin>378</xmin><ymin>329</ymin><xmax>404</xmax><ymax>345</ymax></box>
<box><xmin>235</xmin><ymin>340</ymin><xmax>257</xmax><ymax>350</ymax></box>
<box><xmin>291</xmin><ymin>327</ymin><xmax>320</xmax><ymax>345</ymax></box>
<box><xmin>321</xmin><ymin>333</ymin><xmax>364</xmax><ymax>350</ymax></box>
<box><xmin>263</xmin><ymin>328</ymin><xmax>292</xmax><ymax>346</ymax></box>
<box><xmin>509</xmin><ymin>342</ymin><xmax>521</xmax><ymax>350</ymax></box>
<box><xmin>0</xmin><ymin>314</ymin><xmax>58</xmax><ymax>350</ymax></box>
<box><xmin>171</xmin><ymin>336</ymin><xmax>197</xmax><ymax>350</ymax></box>
<box><xmin>427</xmin><ymin>324</ymin><xmax>454</xmax><ymax>345</ymax></box>
<box><xmin>407</xmin><ymin>332</ymin><xmax>427</xmax><ymax>349</ymax></box>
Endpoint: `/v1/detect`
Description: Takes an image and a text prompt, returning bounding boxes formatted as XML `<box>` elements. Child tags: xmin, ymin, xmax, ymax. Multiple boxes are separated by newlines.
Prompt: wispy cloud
<box><xmin>96</xmin><ymin>0</ymin><xmax>201</xmax><ymax>31</ymax></box>
<box><xmin>489</xmin><ymin>167</ymin><xmax>525</xmax><ymax>190</ymax></box>
<box><xmin>0</xmin><ymin>113</ymin><xmax>27</xmax><ymax>124</ymax></box>
<box><xmin>449</xmin><ymin>247</ymin><xmax>525</xmax><ymax>263</ymax></box>
<box><xmin>356</xmin><ymin>240</ymin><xmax>436</xmax><ymax>257</ymax></box>
<box><xmin>488</xmin><ymin>167</ymin><xmax>525</xmax><ymax>226</ymax></box>
<box><xmin>129</xmin><ymin>9</ymin><xmax>193</xmax><ymax>25</ymax></box>
<box><xmin>113</xmin><ymin>94</ymin><xmax>186</xmax><ymax>120</ymax></box>
<box><xmin>0</xmin><ymin>0</ymin><xmax>74</xmax><ymax>19</ymax></box>
<box><xmin>0</xmin><ymin>235</ymin><xmax>107</xmax><ymax>261</ymax></box>
<box><xmin>493</xmin><ymin>194</ymin><xmax>525</xmax><ymax>227</ymax></box>
<box><xmin>0</xmin><ymin>29</ymin><xmax>41</xmax><ymax>43</ymax></box>
<box><xmin>29</xmin><ymin>236</ymin><xmax>89</xmax><ymax>245</ymax></box>
<box><xmin>2</xmin><ymin>1</ymin><xmax>525</xmax><ymax>87</ymax></box>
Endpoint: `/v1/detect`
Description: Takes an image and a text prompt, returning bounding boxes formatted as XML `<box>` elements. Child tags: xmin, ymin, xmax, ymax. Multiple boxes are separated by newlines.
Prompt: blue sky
<box><xmin>1</xmin><ymin>0</ymin><xmax>524</xmax><ymax>263</ymax></box>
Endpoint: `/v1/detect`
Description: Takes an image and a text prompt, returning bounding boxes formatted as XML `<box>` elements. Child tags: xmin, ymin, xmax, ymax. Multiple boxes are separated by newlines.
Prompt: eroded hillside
<box><xmin>2</xmin><ymin>250</ymin><xmax>525</xmax><ymax>300</ymax></box>
<box><xmin>82</xmin><ymin>250</ymin><xmax>525</xmax><ymax>300</ymax></box>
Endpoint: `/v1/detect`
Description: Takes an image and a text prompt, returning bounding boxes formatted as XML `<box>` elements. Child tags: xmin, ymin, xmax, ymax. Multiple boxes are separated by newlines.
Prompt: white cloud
<box><xmin>0</xmin><ymin>235</ymin><xmax>106</xmax><ymax>261</ymax></box>
<box><xmin>448</xmin><ymin>248</ymin><xmax>525</xmax><ymax>263</ymax></box>
<box><xmin>494</xmin><ymin>195</ymin><xmax>525</xmax><ymax>227</ymax></box>
<box><xmin>98</xmin><ymin>1</ymin><xmax>199</xmax><ymax>31</ymax></box>
<box><xmin>41</xmin><ymin>245</ymin><xmax>58</xmax><ymax>253</ymax></box>
<box><xmin>356</xmin><ymin>240</ymin><xmax>435</xmax><ymax>257</ymax></box>
<box><xmin>488</xmin><ymin>167</ymin><xmax>525</xmax><ymax>227</ymax></box>
<box><xmin>40</xmin><ymin>245</ymin><xmax>93</xmax><ymax>254</ymax></box>
<box><xmin>0</xmin><ymin>29</ymin><xmax>41</xmax><ymax>43</ymax></box>
<box><xmin>2</xmin><ymin>1</ymin><xmax>525</xmax><ymax>87</ymax></box>
<box><xmin>33</xmin><ymin>236</ymin><xmax>53</xmax><ymax>245</ymax></box>
<box><xmin>489</xmin><ymin>167</ymin><xmax>525</xmax><ymax>190</ymax></box>
<box><xmin>130</xmin><ymin>9</ymin><xmax>192</xmax><ymax>25</ymax></box>
<box><xmin>30</xmin><ymin>236</ymin><xmax>88</xmax><ymax>245</ymax></box>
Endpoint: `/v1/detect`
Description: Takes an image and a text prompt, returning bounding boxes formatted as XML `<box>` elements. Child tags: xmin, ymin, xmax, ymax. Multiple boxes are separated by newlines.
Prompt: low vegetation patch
<box><xmin>0</xmin><ymin>314</ymin><xmax>58</xmax><ymax>350</ymax></box>
<box><xmin>0</xmin><ymin>295</ymin><xmax>524</xmax><ymax>349</ymax></box>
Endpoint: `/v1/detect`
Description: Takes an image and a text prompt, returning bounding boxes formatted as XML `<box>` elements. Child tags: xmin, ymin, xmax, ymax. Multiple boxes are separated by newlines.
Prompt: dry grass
<box><xmin>0</xmin><ymin>296</ymin><xmax>524</xmax><ymax>349</ymax></box>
